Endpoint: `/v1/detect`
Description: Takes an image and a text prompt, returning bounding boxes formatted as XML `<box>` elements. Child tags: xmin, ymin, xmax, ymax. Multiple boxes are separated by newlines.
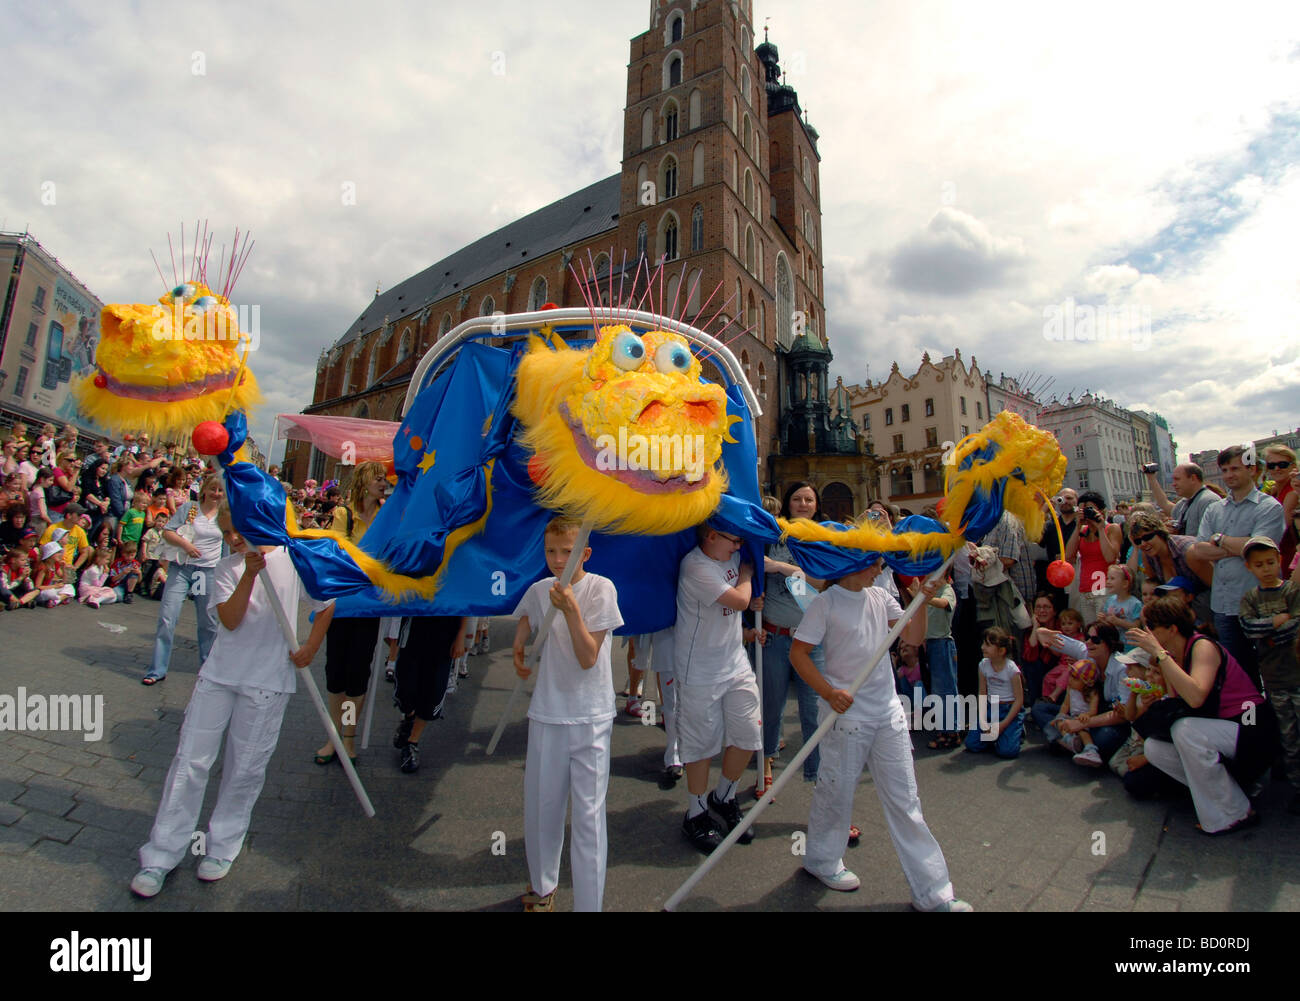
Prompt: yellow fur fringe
<box><xmin>781</xmin><ymin>411</ymin><xmax>1065</xmax><ymax>551</ymax></box>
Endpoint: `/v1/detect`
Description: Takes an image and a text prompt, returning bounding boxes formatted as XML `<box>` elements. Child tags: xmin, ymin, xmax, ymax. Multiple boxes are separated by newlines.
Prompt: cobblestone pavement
<box><xmin>1</xmin><ymin>598</ymin><xmax>1296</xmax><ymax>912</ymax></box>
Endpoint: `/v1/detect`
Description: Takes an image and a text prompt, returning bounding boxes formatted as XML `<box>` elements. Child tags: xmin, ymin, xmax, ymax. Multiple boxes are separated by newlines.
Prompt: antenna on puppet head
<box><xmin>151</xmin><ymin>223</ymin><xmax>253</xmax><ymax>301</ymax></box>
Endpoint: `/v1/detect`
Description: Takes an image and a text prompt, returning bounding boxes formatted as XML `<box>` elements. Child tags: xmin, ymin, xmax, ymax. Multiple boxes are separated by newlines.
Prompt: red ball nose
<box><xmin>192</xmin><ymin>421</ymin><xmax>230</xmax><ymax>456</ymax></box>
<box><xmin>1046</xmin><ymin>560</ymin><xmax>1075</xmax><ymax>588</ymax></box>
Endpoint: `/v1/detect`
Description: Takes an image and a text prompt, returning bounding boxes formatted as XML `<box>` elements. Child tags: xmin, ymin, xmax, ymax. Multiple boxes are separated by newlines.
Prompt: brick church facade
<box><xmin>287</xmin><ymin>0</ymin><xmax>869</xmax><ymax>518</ymax></box>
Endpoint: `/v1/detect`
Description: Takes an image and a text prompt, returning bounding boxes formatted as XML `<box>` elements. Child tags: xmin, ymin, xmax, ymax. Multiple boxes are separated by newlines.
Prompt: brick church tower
<box><xmin>617</xmin><ymin>0</ymin><xmax>830</xmax><ymax>490</ymax></box>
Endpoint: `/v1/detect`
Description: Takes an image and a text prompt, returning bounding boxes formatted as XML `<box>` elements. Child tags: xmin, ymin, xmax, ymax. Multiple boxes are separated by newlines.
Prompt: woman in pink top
<box><xmin>1064</xmin><ymin>490</ymin><xmax>1121</xmax><ymax>625</ymax></box>
<box><xmin>1127</xmin><ymin>596</ymin><xmax>1272</xmax><ymax>835</ymax></box>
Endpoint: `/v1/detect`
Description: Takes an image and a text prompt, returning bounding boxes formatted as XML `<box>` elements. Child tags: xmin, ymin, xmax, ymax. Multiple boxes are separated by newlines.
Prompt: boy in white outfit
<box><xmin>131</xmin><ymin>503</ymin><xmax>333</xmax><ymax>898</ymax></box>
<box><xmin>791</xmin><ymin>554</ymin><xmax>972</xmax><ymax>911</ymax></box>
<box><xmin>675</xmin><ymin>523</ymin><xmax>763</xmax><ymax>853</ymax></box>
<box><xmin>512</xmin><ymin>517</ymin><xmax>623</xmax><ymax>912</ymax></box>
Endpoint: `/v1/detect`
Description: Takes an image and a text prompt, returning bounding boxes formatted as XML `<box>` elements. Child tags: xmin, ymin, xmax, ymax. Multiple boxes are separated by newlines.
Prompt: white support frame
<box><xmin>401</xmin><ymin>308</ymin><xmax>762</xmax><ymax>419</ymax></box>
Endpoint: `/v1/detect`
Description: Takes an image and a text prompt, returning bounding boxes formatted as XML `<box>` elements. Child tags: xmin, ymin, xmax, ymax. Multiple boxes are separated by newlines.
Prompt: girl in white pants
<box><xmin>791</xmin><ymin>559</ymin><xmax>971</xmax><ymax>911</ymax></box>
<box><xmin>130</xmin><ymin>506</ymin><xmax>333</xmax><ymax>898</ymax></box>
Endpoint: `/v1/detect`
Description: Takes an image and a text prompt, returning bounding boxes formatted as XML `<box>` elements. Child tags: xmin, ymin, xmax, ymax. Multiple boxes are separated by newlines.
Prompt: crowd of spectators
<box><xmin>880</xmin><ymin>443</ymin><xmax>1300</xmax><ymax>834</ymax></box>
<box><xmin>0</xmin><ymin>421</ymin><xmax>213</xmax><ymax>610</ymax></box>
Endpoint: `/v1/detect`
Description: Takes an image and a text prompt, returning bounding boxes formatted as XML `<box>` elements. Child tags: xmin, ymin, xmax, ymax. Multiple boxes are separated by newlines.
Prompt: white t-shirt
<box><xmin>167</xmin><ymin>501</ymin><xmax>224</xmax><ymax>568</ymax></box>
<box><xmin>513</xmin><ymin>572</ymin><xmax>623</xmax><ymax>725</ymax></box>
<box><xmin>673</xmin><ymin>547</ymin><xmax>751</xmax><ymax>686</ymax></box>
<box><xmin>794</xmin><ymin>584</ymin><xmax>904</xmax><ymax>722</ymax></box>
<box><xmin>201</xmin><ymin>548</ymin><xmax>332</xmax><ymax>694</ymax></box>
<box><xmin>978</xmin><ymin>657</ymin><xmax>1022</xmax><ymax>704</ymax></box>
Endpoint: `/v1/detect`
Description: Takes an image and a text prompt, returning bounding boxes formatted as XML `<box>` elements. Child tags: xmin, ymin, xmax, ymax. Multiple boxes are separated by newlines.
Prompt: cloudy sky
<box><xmin>2</xmin><ymin>0</ymin><xmax>1297</xmax><ymax>464</ymax></box>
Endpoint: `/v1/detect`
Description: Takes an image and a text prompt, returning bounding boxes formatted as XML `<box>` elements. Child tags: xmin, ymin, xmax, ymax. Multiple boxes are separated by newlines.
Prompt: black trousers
<box><xmin>324</xmin><ymin>616</ymin><xmax>381</xmax><ymax>697</ymax></box>
<box><xmin>395</xmin><ymin>616</ymin><xmax>461</xmax><ymax>722</ymax></box>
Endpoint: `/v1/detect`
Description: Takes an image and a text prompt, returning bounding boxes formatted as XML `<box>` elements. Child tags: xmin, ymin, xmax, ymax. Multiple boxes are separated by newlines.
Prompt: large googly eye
<box><xmin>171</xmin><ymin>283</ymin><xmax>196</xmax><ymax>301</ymax></box>
<box><xmin>654</xmin><ymin>341</ymin><xmax>692</xmax><ymax>375</ymax></box>
<box><xmin>191</xmin><ymin>295</ymin><xmax>218</xmax><ymax>312</ymax></box>
<box><xmin>611</xmin><ymin>331</ymin><xmax>647</xmax><ymax>371</ymax></box>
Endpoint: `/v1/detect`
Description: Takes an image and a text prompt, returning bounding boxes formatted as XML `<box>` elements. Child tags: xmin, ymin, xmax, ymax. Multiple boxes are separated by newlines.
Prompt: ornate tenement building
<box><xmin>286</xmin><ymin>0</ymin><xmax>863</xmax><ymax>507</ymax></box>
<box><xmin>843</xmin><ymin>350</ymin><xmax>988</xmax><ymax>512</ymax></box>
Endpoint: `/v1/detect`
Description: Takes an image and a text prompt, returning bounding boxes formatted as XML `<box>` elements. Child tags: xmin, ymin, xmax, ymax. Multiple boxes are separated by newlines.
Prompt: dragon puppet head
<box><xmin>512</xmin><ymin>324</ymin><xmax>741</xmax><ymax>535</ymax></box>
<box><xmin>74</xmin><ymin>279</ymin><xmax>260</xmax><ymax>436</ymax></box>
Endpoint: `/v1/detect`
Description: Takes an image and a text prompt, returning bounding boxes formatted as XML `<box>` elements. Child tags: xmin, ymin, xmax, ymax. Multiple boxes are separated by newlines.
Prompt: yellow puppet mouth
<box><xmin>560</xmin><ymin>402</ymin><xmax>716</xmax><ymax>492</ymax></box>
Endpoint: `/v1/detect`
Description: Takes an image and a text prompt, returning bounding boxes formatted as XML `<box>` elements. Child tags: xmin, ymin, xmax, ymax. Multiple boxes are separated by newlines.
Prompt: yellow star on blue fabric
<box><xmin>417</xmin><ymin>450</ymin><xmax>437</xmax><ymax>474</ymax></box>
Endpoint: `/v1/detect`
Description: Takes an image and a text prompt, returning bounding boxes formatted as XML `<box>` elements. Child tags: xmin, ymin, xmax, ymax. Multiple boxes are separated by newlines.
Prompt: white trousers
<box><xmin>805</xmin><ymin>707</ymin><xmax>955</xmax><ymax>911</ymax></box>
<box><xmin>524</xmin><ymin>717</ymin><xmax>613</xmax><ymax>911</ymax></box>
<box><xmin>1143</xmin><ymin>716</ymin><xmax>1250</xmax><ymax>833</ymax></box>
<box><xmin>139</xmin><ymin>676</ymin><xmax>290</xmax><ymax>871</ymax></box>
<box><xmin>660</xmin><ymin>672</ymin><xmax>682</xmax><ymax>768</ymax></box>
<box><xmin>652</xmin><ymin>628</ymin><xmax>680</xmax><ymax>768</ymax></box>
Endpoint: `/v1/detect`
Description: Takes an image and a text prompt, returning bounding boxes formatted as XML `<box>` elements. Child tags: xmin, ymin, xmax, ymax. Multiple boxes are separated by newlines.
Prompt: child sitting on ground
<box><xmin>964</xmin><ymin>627</ymin><xmax>1025</xmax><ymax>758</ymax></box>
<box><xmin>511</xmin><ymin>517</ymin><xmax>623</xmax><ymax>911</ymax></box>
<box><xmin>109</xmin><ymin>540</ymin><xmax>142</xmax><ymax>604</ymax></box>
<box><xmin>78</xmin><ymin>546</ymin><xmax>119</xmax><ymax>608</ymax></box>
<box><xmin>34</xmin><ymin>541</ymin><xmax>75</xmax><ymax>606</ymax></box>
<box><xmin>1</xmin><ymin>548</ymin><xmax>38</xmax><ymax>609</ymax></box>
<box><xmin>1045</xmin><ymin>660</ymin><xmax>1102</xmax><ymax>766</ymax></box>
<box><xmin>1111</xmin><ymin>651</ymin><xmax>1162</xmax><ymax>776</ymax></box>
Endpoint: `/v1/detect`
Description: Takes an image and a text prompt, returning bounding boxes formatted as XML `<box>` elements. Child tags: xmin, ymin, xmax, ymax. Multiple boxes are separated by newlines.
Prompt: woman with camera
<box><xmin>1064</xmin><ymin>490</ymin><xmax>1121</xmax><ymax>625</ymax></box>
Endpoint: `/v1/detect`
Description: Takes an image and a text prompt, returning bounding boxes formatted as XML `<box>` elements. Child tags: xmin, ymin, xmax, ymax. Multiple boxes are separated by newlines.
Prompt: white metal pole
<box><xmin>484</xmin><ymin>519</ymin><xmax>595</xmax><ymax>756</ymax></box>
<box><xmin>662</xmin><ymin>549</ymin><xmax>959</xmax><ymax>911</ymax></box>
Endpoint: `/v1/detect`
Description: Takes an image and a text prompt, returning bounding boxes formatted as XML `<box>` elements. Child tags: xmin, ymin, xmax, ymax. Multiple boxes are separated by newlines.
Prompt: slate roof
<box><xmin>332</xmin><ymin>174</ymin><xmax>621</xmax><ymax>349</ymax></box>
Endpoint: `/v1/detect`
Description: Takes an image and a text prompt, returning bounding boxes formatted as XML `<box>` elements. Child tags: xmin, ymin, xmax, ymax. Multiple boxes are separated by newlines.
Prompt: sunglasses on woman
<box><xmin>1266</xmin><ymin>460</ymin><xmax>1293</xmax><ymax>470</ymax></box>
<box><xmin>1131</xmin><ymin>532</ymin><xmax>1157</xmax><ymax>544</ymax></box>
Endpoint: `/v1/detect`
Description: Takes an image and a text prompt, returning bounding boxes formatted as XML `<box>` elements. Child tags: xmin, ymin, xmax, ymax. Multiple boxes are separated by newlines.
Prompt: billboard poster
<box><xmin>28</xmin><ymin>278</ymin><xmax>101</xmax><ymax>430</ymax></box>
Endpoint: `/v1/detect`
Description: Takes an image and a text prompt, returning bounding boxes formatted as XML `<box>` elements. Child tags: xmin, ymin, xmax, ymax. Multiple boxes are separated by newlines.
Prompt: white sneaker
<box><xmin>1062</xmin><ymin>733</ymin><xmax>1083</xmax><ymax>753</ymax></box>
<box><xmin>804</xmin><ymin>866</ymin><xmax>860</xmax><ymax>891</ymax></box>
<box><xmin>915</xmin><ymin>897</ymin><xmax>974</xmax><ymax>912</ymax></box>
<box><xmin>1073</xmin><ymin>745</ymin><xmax>1103</xmax><ymax>767</ymax></box>
<box><xmin>130</xmin><ymin>867</ymin><xmax>167</xmax><ymax>898</ymax></box>
<box><xmin>196</xmin><ymin>857</ymin><xmax>232</xmax><ymax>882</ymax></box>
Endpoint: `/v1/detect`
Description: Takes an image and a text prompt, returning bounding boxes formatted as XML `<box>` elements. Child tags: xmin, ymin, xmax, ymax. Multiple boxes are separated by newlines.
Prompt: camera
<box><xmin>1084</xmin><ymin>506</ymin><xmax>1102</xmax><ymax>522</ymax></box>
<box><xmin>1141</xmin><ymin>462</ymin><xmax>1158</xmax><ymax>475</ymax></box>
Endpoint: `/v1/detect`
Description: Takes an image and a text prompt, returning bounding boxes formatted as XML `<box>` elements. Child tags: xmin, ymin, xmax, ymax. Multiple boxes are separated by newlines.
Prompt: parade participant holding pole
<box><xmin>512</xmin><ymin>516</ymin><xmax>623</xmax><ymax>911</ymax></box>
<box><xmin>314</xmin><ymin>460</ymin><xmax>386</xmax><ymax>765</ymax></box>
<box><xmin>675</xmin><ymin>522</ymin><xmax>763</xmax><ymax>854</ymax></box>
<box><xmin>131</xmin><ymin>503</ymin><xmax>333</xmax><ymax>898</ymax></box>
<box><xmin>789</xmin><ymin>552</ymin><xmax>972</xmax><ymax>908</ymax></box>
